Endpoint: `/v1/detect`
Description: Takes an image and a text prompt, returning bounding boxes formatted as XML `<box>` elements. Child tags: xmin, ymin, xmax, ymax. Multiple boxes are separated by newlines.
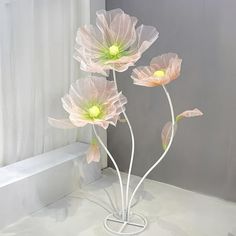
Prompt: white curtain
<box><xmin>0</xmin><ymin>0</ymin><xmax>94</xmax><ymax>166</ymax></box>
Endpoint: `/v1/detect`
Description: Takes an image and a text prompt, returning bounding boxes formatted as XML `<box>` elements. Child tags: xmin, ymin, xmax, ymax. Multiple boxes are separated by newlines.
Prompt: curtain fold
<box><xmin>0</xmin><ymin>0</ymin><xmax>93</xmax><ymax>166</ymax></box>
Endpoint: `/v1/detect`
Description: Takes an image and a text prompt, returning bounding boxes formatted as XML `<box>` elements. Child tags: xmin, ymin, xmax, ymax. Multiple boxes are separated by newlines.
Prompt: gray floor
<box><xmin>1</xmin><ymin>168</ymin><xmax>236</xmax><ymax>236</ymax></box>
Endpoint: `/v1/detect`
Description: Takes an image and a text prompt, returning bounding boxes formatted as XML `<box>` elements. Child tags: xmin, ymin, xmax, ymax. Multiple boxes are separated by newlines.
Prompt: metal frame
<box><xmin>93</xmin><ymin>70</ymin><xmax>175</xmax><ymax>234</ymax></box>
<box><xmin>104</xmin><ymin>213</ymin><xmax>147</xmax><ymax>235</ymax></box>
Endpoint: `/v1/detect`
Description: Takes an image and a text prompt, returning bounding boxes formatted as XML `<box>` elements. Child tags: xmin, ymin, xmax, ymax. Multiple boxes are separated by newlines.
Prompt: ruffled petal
<box><xmin>69</xmin><ymin>113</ymin><xmax>87</xmax><ymax>127</ymax></box>
<box><xmin>133</xmin><ymin>78</ymin><xmax>159</xmax><ymax>87</ymax></box>
<box><xmin>132</xmin><ymin>66</ymin><xmax>153</xmax><ymax>80</ymax></box>
<box><xmin>96</xmin><ymin>9</ymin><xmax>123</xmax><ymax>44</ymax></box>
<box><xmin>93</xmin><ymin>120</ymin><xmax>110</xmax><ymax>129</ymax></box>
<box><xmin>61</xmin><ymin>94</ymin><xmax>74</xmax><ymax>114</ymax></box>
<box><xmin>166</xmin><ymin>56</ymin><xmax>182</xmax><ymax>81</ymax></box>
<box><xmin>131</xmin><ymin>66</ymin><xmax>159</xmax><ymax>87</ymax></box>
<box><xmin>76</xmin><ymin>24</ymin><xmax>107</xmax><ymax>54</ymax></box>
<box><xmin>150</xmin><ymin>53</ymin><xmax>176</xmax><ymax>68</ymax></box>
<box><xmin>96</xmin><ymin>9</ymin><xmax>137</xmax><ymax>48</ymax></box>
<box><xmin>48</xmin><ymin>118</ymin><xmax>76</xmax><ymax>129</ymax></box>
<box><xmin>107</xmin><ymin>115</ymin><xmax>120</xmax><ymax>127</ymax></box>
<box><xmin>61</xmin><ymin>94</ymin><xmax>85</xmax><ymax>115</ymax></box>
<box><xmin>103</xmin><ymin>54</ymin><xmax>140</xmax><ymax>69</ymax></box>
<box><xmin>74</xmin><ymin>47</ymin><xmax>108</xmax><ymax>75</ymax></box>
<box><xmin>130</xmin><ymin>25</ymin><xmax>159</xmax><ymax>54</ymax></box>
<box><xmin>96</xmin><ymin>9</ymin><xmax>138</xmax><ymax>49</ymax></box>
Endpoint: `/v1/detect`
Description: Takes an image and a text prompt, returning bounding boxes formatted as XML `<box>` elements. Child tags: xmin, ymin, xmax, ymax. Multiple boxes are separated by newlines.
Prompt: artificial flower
<box><xmin>74</xmin><ymin>8</ymin><xmax>159</xmax><ymax>75</ymax></box>
<box><xmin>48</xmin><ymin>76</ymin><xmax>127</xmax><ymax>129</ymax></box>
<box><xmin>131</xmin><ymin>53</ymin><xmax>182</xmax><ymax>87</ymax></box>
<box><xmin>161</xmin><ymin>108</ymin><xmax>203</xmax><ymax>150</ymax></box>
<box><xmin>86</xmin><ymin>139</ymin><xmax>100</xmax><ymax>164</ymax></box>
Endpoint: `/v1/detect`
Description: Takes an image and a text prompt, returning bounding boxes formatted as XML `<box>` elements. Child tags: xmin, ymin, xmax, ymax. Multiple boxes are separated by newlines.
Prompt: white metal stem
<box><xmin>112</xmin><ymin>70</ymin><xmax>135</xmax><ymax>218</ymax></box>
<box><xmin>127</xmin><ymin>85</ymin><xmax>175</xmax><ymax>219</ymax></box>
<box><xmin>92</xmin><ymin>125</ymin><xmax>125</xmax><ymax>220</ymax></box>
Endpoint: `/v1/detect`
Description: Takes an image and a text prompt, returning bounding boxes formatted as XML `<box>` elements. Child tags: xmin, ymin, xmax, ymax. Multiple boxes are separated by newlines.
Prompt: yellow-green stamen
<box><xmin>109</xmin><ymin>45</ymin><xmax>120</xmax><ymax>56</ymax></box>
<box><xmin>153</xmin><ymin>70</ymin><xmax>165</xmax><ymax>78</ymax></box>
<box><xmin>88</xmin><ymin>105</ymin><xmax>101</xmax><ymax>118</ymax></box>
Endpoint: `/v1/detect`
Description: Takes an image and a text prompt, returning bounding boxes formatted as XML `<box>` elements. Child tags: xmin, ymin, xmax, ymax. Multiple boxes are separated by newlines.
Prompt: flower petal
<box><xmin>96</xmin><ymin>9</ymin><xmax>124</xmax><ymax>44</ymax></box>
<box><xmin>131</xmin><ymin>66</ymin><xmax>157</xmax><ymax>87</ymax></box>
<box><xmin>93</xmin><ymin>120</ymin><xmax>110</xmax><ymax>129</ymax></box>
<box><xmin>150</xmin><ymin>53</ymin><xmax>177</xmax><ymax>68</ymax></box>
<box><xmin>161</xmin><ymin>121</ymin><xmax>177</xmax><ymax>150</ymax></box>
<box><xmin>69</xmin><ymin>113</ymin><xmax>87</xmax><ymax>127</ymax></box>
<box><xmin>176</xmin><ymin>108</ymin><xmax>203</xmax><ymax>121</ymax></box>
<box><xmin>74</xmin><ymin>47</ymin><xmax>108</xmax><ymax>75</ymax></box>
<box><xmin>133</xmin><ymin>78</ymin><xmax>160</xmax><ymax>87</ymax></box>
<box><xmin>96</xmin><ymin>9</ymin><xmax>138</xmax><ymax>49</ymax></box>
<box><xmin>86</xmin><ymin>143</ymin><xmax>100</xmax><ymax>164</ymax></box>
<box><xmin>130</xmin><ymin>25</ymin><xmax>159</xmax><ymax>54</ymax></box>
<box><xmin>76</xmin><ymin>24</ymin><xmax>106</xmax><ymax>54</ymax></box>
<box><xmin>48</xmin><ymin>118</ymin><xmax>76</xmax><ymax>129</ymax></box>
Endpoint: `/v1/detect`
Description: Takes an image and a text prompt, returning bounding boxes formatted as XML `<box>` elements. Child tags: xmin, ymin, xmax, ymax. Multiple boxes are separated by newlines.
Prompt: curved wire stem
<box><xmin>92</xmin><ymin>125</ymin><xmax>125</xmax><ymax>220</ymax></box>
<box><xmin>112</xmin><ymin>70</ymin><xmax>135</xmax><ymax>219</ymax></box>
<box><xmin>127</xmin><ymin>85</ymin><xmax>175</xmax><ymax>219</ymax></box>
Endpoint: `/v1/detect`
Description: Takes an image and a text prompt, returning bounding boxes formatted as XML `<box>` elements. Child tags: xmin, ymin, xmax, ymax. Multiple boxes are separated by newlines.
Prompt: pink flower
<box><xmin>74</xmin><ymin>9</ymin><xmax>159</xmax><ymax>75</ymax></box>
<box><xmin>131</xmin><ymin>53</ymin><xmax>182</xmax><ymax>87</ymax></box>
<box><xmin>48</xmin><ymin>76</ymin><xmax>127</xmax><ymax>129</ymax></box>
<box><xmin>86</xmin><ymin>141</ymin><xmax>100</xmax><ymax>164</ymax></box>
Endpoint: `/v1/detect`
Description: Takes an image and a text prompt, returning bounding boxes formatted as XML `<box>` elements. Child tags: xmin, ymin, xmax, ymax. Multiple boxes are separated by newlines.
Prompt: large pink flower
<box><xmin>131</xmin><ymin>53</ymin><xmax>182</xmax><ymax>87</ymax></box>
<box><xmin>48</xmin><ymin>76</ymin><xmax>127</xmax><ymax>129</ymax></box>
<box><xmin>74</xmin><ymin>9</ymin><xmax>159</xmax><ymax>75</ymax></box>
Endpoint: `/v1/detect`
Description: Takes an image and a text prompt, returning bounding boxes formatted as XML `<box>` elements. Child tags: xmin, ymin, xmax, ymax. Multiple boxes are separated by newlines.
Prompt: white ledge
<box><xmin>0</xmin><ymin>142</ymin><xmax>103</xmax><ymax>230</ymax></box>
<box><xmin>0</xmin><ymin>142</ymin><xmax>89</xmax><ymax>188</ymax></box>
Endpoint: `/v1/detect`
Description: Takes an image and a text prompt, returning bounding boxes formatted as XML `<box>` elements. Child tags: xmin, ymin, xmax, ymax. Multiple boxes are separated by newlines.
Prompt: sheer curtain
<box><xmin>0</xmin><ymin>0</ymin><xmax>95</xmax><ymax>166</ymax></box>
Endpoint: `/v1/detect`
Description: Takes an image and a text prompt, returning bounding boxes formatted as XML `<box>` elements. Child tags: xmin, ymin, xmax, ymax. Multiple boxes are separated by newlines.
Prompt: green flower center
<box><xmin>109</xmin><ymin>45</ymin><xmax>120</xmax><ymax>56</ymax></box>
<box><xmin>100</xmin><ymin>43</ymin><xmax>128</xmax><ymax>62</ymax></box>
<box><xmin>88</xmin><ymin>105</ymin><xmax>101</xmax><ymax>118</ymax></box>
<box><xmin>83</xmin><ymin>101</ymin><xmax>105</xmax><ymax>121</ymax></box>
<box><xmin>153</xmin><ymin>70</ymin><xmax>165</xmax><ymax>78</ymax></box>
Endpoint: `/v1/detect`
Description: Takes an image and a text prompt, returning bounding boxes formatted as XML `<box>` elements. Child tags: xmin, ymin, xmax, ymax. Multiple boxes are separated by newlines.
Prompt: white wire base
<box><xmin>104</xmin><ymin>212</ymin><xmax>147</xmax><ymax>235</ymax></box>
